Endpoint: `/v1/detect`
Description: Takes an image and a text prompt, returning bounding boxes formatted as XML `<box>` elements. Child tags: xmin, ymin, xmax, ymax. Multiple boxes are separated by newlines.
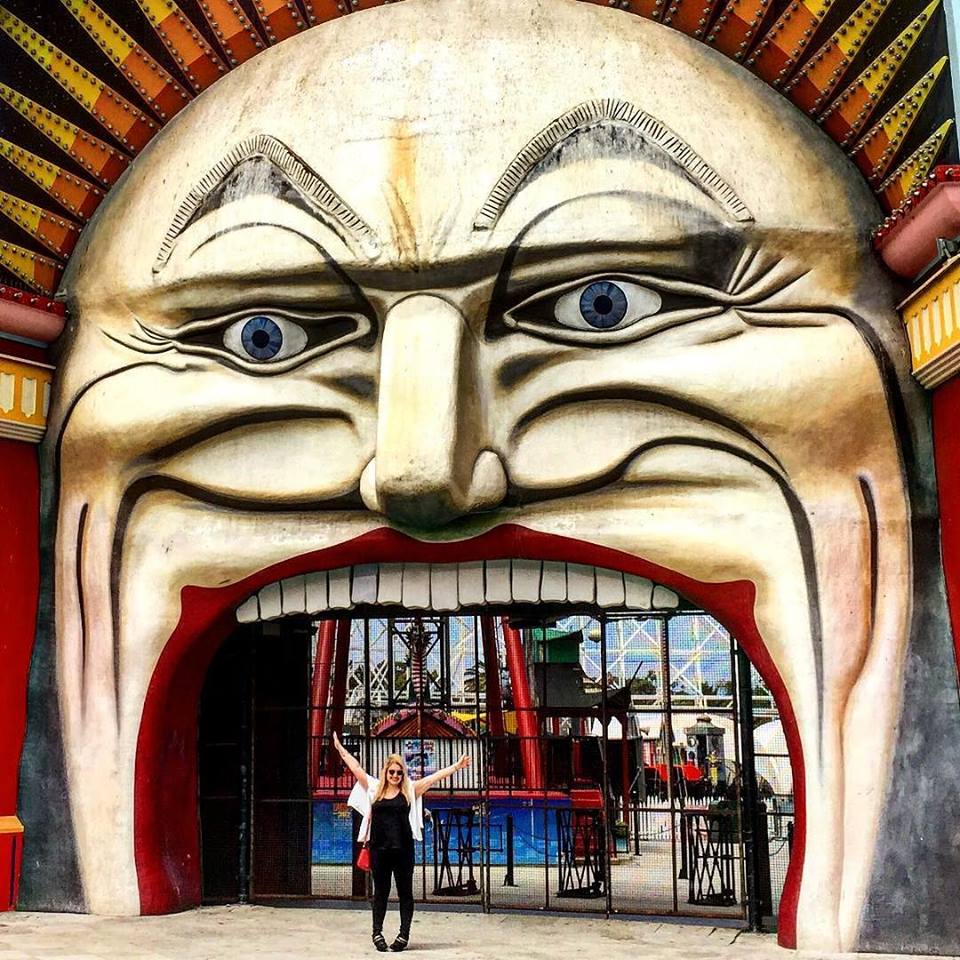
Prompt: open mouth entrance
<box><xmin>198</xmin><ymin>588</ymin><xmax>795</xmax><ymax>925</ymax></box>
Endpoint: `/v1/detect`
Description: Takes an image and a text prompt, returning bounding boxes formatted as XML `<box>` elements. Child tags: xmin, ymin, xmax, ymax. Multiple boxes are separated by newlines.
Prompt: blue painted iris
<box><xmin>578</xmin><ymin>281</ymin><xmax>630</xmax><ymax>329</ymax></box>
<box><xmin>240</xmin><ymin>315</ymin><xmax>284</xmax><ymax>360</ymax></box>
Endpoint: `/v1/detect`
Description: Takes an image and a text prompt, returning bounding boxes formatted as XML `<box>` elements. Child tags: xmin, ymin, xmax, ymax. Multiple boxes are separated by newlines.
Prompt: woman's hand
<box><xmin>414</xmin><ymin>754</ymin><xmax>471</xmax><ymax>796</ymax></box>
<box><xmin>333</xmin><ymin>730</ymin><xmax>344</xmax><ymax>755</ymax></box>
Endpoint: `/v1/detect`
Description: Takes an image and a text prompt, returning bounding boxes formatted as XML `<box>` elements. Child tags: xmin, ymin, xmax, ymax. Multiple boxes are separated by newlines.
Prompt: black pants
<box><xmin>370</xmin><ymin>846</ymin><xmax>415</xmax><ymax>936</ymax></box>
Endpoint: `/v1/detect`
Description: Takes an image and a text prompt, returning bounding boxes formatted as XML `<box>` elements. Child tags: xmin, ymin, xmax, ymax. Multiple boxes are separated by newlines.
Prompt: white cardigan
<box><xmin>347</xmin><ymin>778</ymin><xmax>424</xmax><ymax>843</ymax></box>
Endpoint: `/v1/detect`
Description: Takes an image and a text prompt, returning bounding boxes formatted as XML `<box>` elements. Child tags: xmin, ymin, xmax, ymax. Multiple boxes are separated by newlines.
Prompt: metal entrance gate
<box><xmin>198</xmin><ymin>610</ymin><xmax>794</xmax><ymax>925</ymax></box>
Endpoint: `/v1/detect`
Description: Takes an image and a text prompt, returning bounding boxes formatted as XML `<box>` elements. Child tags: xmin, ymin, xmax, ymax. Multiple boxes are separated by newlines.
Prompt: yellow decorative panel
<box><xmin>0</xmin><ymin>354</ymin><xmax>53</xmax><ymax>442</ymax></box>
<box><xmin>901</xmin><ymin>256</ymin><xmax>960</xmax><ymax>388</ymax></box>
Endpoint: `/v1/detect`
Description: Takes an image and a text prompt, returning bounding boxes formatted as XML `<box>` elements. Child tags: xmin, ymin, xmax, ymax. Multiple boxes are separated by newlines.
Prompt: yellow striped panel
<box><xmin>0</xmin><ymin>355</ymin><xmax>53</xmax><ymax>443</ymax></box>
<box><xmin>0</xmin><ymin>139</ymin><xmax>103</xmax><ymax>221</ymax></box>
<box><xmin>901</xmin><ymin>258</ymin><xmax>960</xmax><ymax>388</ymax></box>
<box><xmin>834</xmin><ymin>0</ymin><xmax>890</xmax><ymax>57</ymax></box>
<box><xmin>875</xmin><ymin>58</ymin><xmax>946</xmax><ymax>141</ymax></box>
<box><xmin>879</xmin><ymin>120</ymin><xmax>953</xmax><ymax>201</ymax></box>
<box><xmin>58</xmin><ymin>0</ymin><xmax>192</xmax><ymax>121</ymax></box>
<box><xmin>0</xmin><ymin>192</ymin><xmax>42</xmax><ymax>237</ymax></box>
<box><xmin>0</xmin><ymin>140</ymin><xmax>57</xmax><ymax>194</ymax></box>
<box><xmin>0</xmin><ymin>84</ymin><xmax>130</xmax><ymax>185</ymax></box>
<box><xmin>133</xmin><ymin>0</ymin><xmax>227</xmax><ymax>91</ymax></box>
<box><xmin>0</xmin><ymin>6</ymin><xmax>159</xmax><ymax>148</ymax></box>
<box><xmin>0</xmin><ymin>6</ymin><xmax>105</xmax><ymax>114</ymax></box>
<box><xmin>0</xmin><ymin>192</ymin><xmax>80</xmax><ymax>258</ymax></box>
<box><xmin>861</xmin><ymin>0</ymin><xmax>940</xmax><ymax>98</ymax></box>
<box><xmin>0</xmin><ymin>241</ymin><xmax>62</xmax><ymax>294</ymax></box>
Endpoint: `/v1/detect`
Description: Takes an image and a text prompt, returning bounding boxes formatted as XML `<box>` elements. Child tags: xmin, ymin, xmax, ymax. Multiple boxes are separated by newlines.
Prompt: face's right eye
<box><xmin>223</xmin><ymin>313</ymin><xmax>308</xmax><ymax>363</ymax></box>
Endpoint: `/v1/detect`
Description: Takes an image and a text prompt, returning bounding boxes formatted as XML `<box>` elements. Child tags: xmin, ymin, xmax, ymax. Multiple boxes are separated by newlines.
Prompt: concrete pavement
<box><xmin>0</xmin><ymin>905</ymin><xmax>942</xmax><ymax>960</ymax></box>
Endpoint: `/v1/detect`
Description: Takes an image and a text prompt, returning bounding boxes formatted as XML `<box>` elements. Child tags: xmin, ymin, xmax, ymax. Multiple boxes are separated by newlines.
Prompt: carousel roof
<box><xmin>0</xmin><ymin>0</ymin><xmax>954</xmax><ymax>296</ymax></box>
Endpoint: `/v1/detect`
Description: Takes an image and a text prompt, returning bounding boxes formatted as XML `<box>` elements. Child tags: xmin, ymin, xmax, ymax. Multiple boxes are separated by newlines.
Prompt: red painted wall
<box><xmin>0</xmin><ymin>439</ymin><xmax>40</xmax><ymax>813</ymax></box>
<box><xmin>933</xmin><ymin>377</ymin><xmax>960</xmax><ymax>680</ymax></box>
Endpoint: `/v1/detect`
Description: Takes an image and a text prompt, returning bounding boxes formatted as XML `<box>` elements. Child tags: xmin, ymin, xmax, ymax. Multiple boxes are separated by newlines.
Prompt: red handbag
<box><xmin>356</xmin><ymin>845</ymin><xmax>371</xmax><ymax>872</ymax></box>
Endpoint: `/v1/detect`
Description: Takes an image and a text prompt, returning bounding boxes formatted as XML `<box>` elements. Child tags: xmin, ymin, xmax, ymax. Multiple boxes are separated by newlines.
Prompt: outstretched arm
<box><xmin>414</xmin><ymin>755</ymin><xmax>471</xmax><ymax>797</ymax></box>
<box><xmin>333</xmin><ymin>731</ymin><xmax>369</xmax><ymax>790</ymax></box>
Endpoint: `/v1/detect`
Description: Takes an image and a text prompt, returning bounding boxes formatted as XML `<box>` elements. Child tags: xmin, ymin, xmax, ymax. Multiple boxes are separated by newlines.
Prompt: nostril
<box><xmin>468</xmin><ymin>450</ymin><xmax>508</xmax><ymax>512</ymax></box>
<box><xmin>360</xmin><ymin>458</ymin><xmax>380</xmax><ymax>514</ymax></box>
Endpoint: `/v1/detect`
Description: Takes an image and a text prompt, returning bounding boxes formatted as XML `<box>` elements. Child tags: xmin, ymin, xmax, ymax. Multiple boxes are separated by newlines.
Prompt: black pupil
<box><xmin>593</xmin><ymin>294</ymin><xmax>614</xmax><ymax>315</ymax></box>
<box><xmin>251</xmin><ymin>329</ymin><xmax>271</xmax><ymax>348</ymax></box>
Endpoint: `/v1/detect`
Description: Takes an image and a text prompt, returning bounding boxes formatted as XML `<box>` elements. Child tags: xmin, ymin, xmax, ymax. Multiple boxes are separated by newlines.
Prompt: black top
<box><xmin>370</xmin><ymin>792</ymin><xmax>413</xmax><ymax>851</ymax></box>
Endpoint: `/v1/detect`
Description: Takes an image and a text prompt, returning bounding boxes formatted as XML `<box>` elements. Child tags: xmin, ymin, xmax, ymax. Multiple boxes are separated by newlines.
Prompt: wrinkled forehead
<box><xmin>69</xmin><ymin>0</ymin><xmax>878</xmax><ymax>303</ymax></box>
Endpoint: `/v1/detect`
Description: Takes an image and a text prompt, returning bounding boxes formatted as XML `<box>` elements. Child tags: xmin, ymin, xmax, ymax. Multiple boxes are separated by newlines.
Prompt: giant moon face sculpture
<box><xmin>21</xmin><ymin>0</ymin><xmax>958</xmax><ymax>951</ymax></box>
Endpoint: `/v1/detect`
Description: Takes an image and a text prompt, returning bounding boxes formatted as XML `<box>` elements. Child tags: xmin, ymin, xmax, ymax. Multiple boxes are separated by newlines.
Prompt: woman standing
<box><xmin>334</xmin><ymin>731</ymin><xmax>471</xmax><ymax>952</ymax></box>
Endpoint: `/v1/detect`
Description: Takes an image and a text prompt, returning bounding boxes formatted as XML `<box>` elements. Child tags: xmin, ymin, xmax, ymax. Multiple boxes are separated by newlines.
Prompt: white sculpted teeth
<box><xmin>236</xmin><ymin>560</ymin><xmax>679</xmax><ymax>622</ymax></box>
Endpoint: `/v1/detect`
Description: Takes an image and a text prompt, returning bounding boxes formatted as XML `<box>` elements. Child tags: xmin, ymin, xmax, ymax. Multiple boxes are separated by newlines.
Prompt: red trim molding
<box><xmin>0</xmin><ymin>440</ymin><xmax>40</xmax><ymax>814</ymax></box>
<box><xmin>0</xmin><ymin>285</ymin><xmax>65</xmax><ymax>344</ymax></box>
<box><xmin>933</xmin><ymin>378</ymin><xmax>960</xmax><ymax>684</ymax></box>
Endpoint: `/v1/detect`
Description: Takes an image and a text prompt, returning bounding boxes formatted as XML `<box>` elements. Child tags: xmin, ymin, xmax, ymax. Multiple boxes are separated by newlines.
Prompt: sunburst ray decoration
<box><xmin>0</xmin><ymin>0</ymin><xmax>954</xmax><ymax>295</ymax></box>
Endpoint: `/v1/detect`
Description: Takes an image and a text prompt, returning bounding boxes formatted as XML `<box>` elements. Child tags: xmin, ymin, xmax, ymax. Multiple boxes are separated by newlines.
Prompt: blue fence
<box><xmin>311</xmin><ymin>799</ymin><xmax>570</xmax><ymax>866</ymax></box>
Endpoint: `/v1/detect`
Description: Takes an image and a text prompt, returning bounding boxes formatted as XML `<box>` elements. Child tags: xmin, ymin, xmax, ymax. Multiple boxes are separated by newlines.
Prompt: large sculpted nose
<box><xmin>360</xmin><ymin>295</ymin><xmax>508</xmax><ymax>528</ymax></box>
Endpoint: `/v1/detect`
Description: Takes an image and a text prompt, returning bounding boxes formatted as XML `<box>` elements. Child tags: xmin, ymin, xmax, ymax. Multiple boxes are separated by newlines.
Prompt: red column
<box><xmin>479</xmin><ymin>616</ymin><xmax>505</xmax><ymax>738</ymax></box>
<box><xmin>308</xmin><ymin>620</ymin><xmax>337</xmax><ymax>784</ymax></box>
<box><xmin>0</xmin><ymin>439</ymin><xmax>40</xmax><ymax>814</ymax></box>
<box><xmin>500</xmin><ymin>617</ymin><xmax>543</xmax><ymax>789</ymax></box>
<box><xmin>327</xmin><ymin>619</ymin><xmax>352</xmax><ymax>741</ymax></box>
<box><xmin>933</xmin><ymin>377</ymin><xmax>960</xmax><ymax>681</ymax></box>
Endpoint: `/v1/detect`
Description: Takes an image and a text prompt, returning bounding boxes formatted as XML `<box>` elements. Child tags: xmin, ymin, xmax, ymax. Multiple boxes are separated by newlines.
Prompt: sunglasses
<box><xmin>387</xmin><ymin>769</ymin><xmax>404</xmax><ymax>777</ymax></box>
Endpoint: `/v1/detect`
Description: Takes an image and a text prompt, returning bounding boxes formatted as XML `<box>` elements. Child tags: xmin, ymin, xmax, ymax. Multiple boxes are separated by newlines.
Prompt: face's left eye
<box><xmin>556</xmin><ymin>279</ymin><xmax>661</xmax><ymax>332</ymax></box>
<box><xmin>502</xmin><ymin>274</ymin><xmax>694</xmax><ymax>344</ymax></box>
<box><xmin>223</xmin><ymin>314</ymin><xmax>308</xmax><ymax>363</ymax></box>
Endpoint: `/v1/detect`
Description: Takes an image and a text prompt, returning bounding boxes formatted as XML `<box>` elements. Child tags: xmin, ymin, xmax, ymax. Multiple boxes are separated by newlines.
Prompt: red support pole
<box><xmin>308</xmin><ymin>620</ymin><xmax>337</xmax><ymax>784</ymax></box>
<box><xmin>500</xmin><ymin>617</ymin><xmax>543</xmax><ymax>789</ymax></box>
<box><xmin>479</xmin><ymin>616</ymin><xmax>505</xmax><ymax>738</ymax></box>
<box><xmin>327</xmin><ymin>620</ymin><xmax>352</xmax><ymax>743</ymax></box>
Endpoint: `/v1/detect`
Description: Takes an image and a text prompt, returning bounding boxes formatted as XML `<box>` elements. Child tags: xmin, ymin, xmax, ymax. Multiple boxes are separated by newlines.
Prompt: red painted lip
<box><xmin>134</xmin><ymin>523</ymin><xmax>804</xmax><ymax>948</ymax></box>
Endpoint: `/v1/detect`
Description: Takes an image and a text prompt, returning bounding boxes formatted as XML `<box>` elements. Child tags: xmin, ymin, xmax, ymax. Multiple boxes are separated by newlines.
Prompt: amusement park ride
<box><xmin>199</xmin><ymin>607</ymin><xmax>787</xmax><ymax>919</ymax></box>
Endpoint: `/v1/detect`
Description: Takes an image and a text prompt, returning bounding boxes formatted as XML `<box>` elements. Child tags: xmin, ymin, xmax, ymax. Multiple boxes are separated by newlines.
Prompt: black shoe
<box><xmin>390</xmin><ymin>934</ymin><xmax>409</xmax><ymax>952</ymax></box>
<box><xmin>372</xmin><ymin>933</ymin><xmax>389</xmax><ymax>952</ymax></box>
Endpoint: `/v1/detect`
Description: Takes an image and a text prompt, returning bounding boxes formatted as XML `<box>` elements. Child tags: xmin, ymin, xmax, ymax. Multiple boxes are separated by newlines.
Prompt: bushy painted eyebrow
<box><xmin>474</xmin><ymin>99</ymin><xmax>753</xmax><ymax>230</ymax></box>
<box><xmin>154</xmin><ymin>134</ymin><xmax>380</xmax><ymax>272</ymax></box>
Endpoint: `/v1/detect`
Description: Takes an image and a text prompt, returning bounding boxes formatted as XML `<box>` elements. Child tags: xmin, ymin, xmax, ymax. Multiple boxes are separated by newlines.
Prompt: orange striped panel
<box><xmin>662</xmin><ymin>0</ymin><xmax>724</xmax><ymax>38</ymax></box>
<box><xmin>0</xmin><ymin>241</ymin><xmax>62</xmax><ymax>295</ymax></box>
<box><xmin>58</xmin><ymin>0</ymin><xmax>192</xmax><ymax>122</ymax></box>
<box><xmin>0</xmin><ymin>139</ymin><xmax>103</xmax><ymax>221</ymax></box>
<box><xmin>850</xmin><ymin>58</ymin><xmax>947</xmax><ymax>183</ymax></box>
<box><xmin>251</xmin><ymin>0</ymin><xmax>308</xmax><ymax>42</ymax></box>
<box><xmin>0</xmin><ymin>7</ymin><xmax>160</xmax><ymax>151</ymax></box>
<box><xmin>878</xmin><ymin>119</ymin><xmax>952</xmax><ymax>211</ymax></box>
<box><xmin>0</xmin><ymin>84</ymin><xmax>130</xmax><ymax>185</ymax></box>
<box><xmin>195</xmin><ymin>0</ymin><xmax>265</xmax><ymax>66</ymax></box>
<box><xmin>707</xmin><ymin>0</ymin><xmax>776</xmax><ymax>60</ymax></box>
<box><xmin>0</xmin><ymin>192</ymin><xmax>81</xmax><ymax>259</ymax></box>
<box><xmin>298</xmin><ymin>0</ymin><xmax>348</xmax><ymax>24</ymax></box>
<box><xmin>747</xmin><ymin>0</ymin><xmax>836</xmax><ymax>86</ymax></box>
<box><xmin>784</xmin><ymin>0</ymin><xmax>892</xmax><ymax>115</ymax></box>
<box><xmin>819</xmin><ymin>0</ymin><xmax>940</xmax><ymax>145</ymax></box>
<box><xmin>134</xmin><ymin>0</ymin><xmax>228</xmax><ymax>91</ymax></box>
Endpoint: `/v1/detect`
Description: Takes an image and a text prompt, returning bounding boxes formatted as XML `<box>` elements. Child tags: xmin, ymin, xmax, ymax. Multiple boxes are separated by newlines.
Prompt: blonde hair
<box><xmin>374</xmin><ymin>753</ymin><xmax>412</xmax><ymax>804</ymax></box>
